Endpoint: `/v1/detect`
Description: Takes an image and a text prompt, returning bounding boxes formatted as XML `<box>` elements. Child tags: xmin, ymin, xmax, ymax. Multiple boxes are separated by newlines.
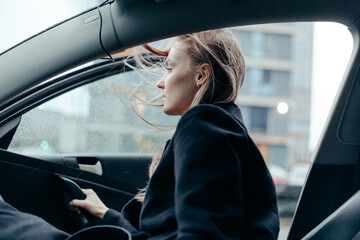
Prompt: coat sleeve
<box><xmin>0</xmin><ymin>196</ymin><xmax>69</xmax><ymax>240</ymax></box>
<box><xmin>173</xmin><ymin>105</ymin><xmax>247</xmax><ymax>240</ymax></box>
<box><xmin>102</xmin><ymin>199</ymin><xmax>150</xmax><ymax>240</ymax></box>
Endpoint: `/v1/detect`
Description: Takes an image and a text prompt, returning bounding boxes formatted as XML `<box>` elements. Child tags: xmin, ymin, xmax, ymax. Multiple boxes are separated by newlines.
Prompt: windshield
<box><xmin>0</xmin><ymin>0</ymin><xmax>103</xmax><ymax>53</ymax></box>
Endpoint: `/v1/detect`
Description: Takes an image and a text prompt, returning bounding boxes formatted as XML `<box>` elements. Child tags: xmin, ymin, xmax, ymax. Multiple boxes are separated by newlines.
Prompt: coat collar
<box><xmin>217</xmin><ymin>103</ymin><xmax>247</xmax><ymax>132</ymax></box>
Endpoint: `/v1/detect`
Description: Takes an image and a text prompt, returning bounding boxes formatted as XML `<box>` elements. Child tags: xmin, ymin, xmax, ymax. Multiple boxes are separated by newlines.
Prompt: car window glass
<box><xmin>9</xmin><ymin>69</ymin><xmax>178</xmax><ymax>154</ymax></box>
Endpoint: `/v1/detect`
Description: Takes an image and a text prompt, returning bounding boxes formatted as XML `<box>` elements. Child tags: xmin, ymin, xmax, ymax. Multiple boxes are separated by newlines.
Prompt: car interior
<box><xmin>1</xmin><ymin>0</ymin><xmax>360</xmax><ymax>239</ymax></box>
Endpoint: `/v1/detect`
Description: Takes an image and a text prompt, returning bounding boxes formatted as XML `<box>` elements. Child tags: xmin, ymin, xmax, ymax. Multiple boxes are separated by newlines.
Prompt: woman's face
<box><xmin>156</xmin><ymin>44</ymin><xmax>199</xmax><ymax>116</ymax></box>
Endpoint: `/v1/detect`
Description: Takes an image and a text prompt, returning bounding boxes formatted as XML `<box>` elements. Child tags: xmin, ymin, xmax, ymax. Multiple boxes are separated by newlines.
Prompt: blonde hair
<box><xmin>134</xmin><ymin>29</ymin><xmax>245</xmax><ymax>203</ymax></box>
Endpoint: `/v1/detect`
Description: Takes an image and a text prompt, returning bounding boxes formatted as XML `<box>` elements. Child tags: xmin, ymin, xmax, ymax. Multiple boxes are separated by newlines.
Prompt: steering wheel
<box><xmin>66</xmin><ymin>225</ymin><xmax>131</xmax><ymax>240</ymax></box>
<box><xmin>58</xmin><ymin>175</ymin><xmax>103</xmax><ymax>226</ymax></box>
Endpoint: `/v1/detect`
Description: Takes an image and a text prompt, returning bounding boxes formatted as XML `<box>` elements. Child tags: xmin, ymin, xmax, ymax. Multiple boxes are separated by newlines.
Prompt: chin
<box><xmin>163</xmin><ymin>105</ymin><xmax>181</xmax><ymax>116</ymax></box>
<box><xmin>163</xmin><ymin>108</ymin><xmax>177</xmax><ymax>116</ymax></box>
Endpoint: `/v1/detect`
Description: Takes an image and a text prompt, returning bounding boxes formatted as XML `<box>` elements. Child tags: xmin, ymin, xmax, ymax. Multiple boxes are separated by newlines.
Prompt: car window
<box><xmin>7</xmin><ymin>22</ymin><xmax>353</xmax><ymax>239</ymax></box>
<box><xmin>9</xmin><ymin>69</ymin><xmax>178</xmax><ymax>154</ymax></box>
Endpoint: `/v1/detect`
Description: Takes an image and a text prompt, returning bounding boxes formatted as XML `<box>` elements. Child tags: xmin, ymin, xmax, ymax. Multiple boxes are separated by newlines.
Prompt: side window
<box><xmin>8</xmin><ymin>69</ymin><xmax>178</xmax><ymax>154</ymax></box>
<box><xmin>234</xmin><ymin>22</ymin><xmax>352</xmax><ymax>239</ymax></box>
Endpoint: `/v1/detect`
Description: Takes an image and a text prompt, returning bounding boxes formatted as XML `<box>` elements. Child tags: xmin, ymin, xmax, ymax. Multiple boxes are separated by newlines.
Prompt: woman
<box><xmin>70</xmin><ymin>29</ymin><xmax>280</xmax><ymax>240</ymax></box>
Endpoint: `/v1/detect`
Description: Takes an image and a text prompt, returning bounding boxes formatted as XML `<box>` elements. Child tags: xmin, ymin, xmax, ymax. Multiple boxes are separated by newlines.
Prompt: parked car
<box><xmin>268</xmin><ymin>164</ymin><xmax>289</xmax><ymax>192</ymax></box>
<box><xmin>288</xmin><ymin>164</ymin><xmax>310</xmax><ymax>187</ymax></box>
<box><xmin>1</xmin><ymin>1</ymin><xmax>360</xmax><ymax>240</ymax></box>
<box><xmin>275</xmin><ymin>164</ymin><xmax>310</xmax><ymax>218</ymax></box>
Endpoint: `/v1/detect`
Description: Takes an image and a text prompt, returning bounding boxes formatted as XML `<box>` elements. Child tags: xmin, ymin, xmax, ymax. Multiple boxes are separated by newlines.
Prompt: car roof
<box><xmin>0</xmin><ymin>0</ymin><xmax>359</xmax><ymax>113</ymax></box>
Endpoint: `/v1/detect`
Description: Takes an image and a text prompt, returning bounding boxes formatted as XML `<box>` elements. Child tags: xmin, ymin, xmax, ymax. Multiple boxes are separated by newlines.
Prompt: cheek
<box><xmin>163</xmin><ymin>73</ymin><xmax>198</xmax><ymax>115</ymax></box>
<box><xmin>181</xmin><ymin>75</ymin><xmax>198</xmax><ymax>98</ymax></box>
<box><xmin>172</xmin><ymin>77</ymin><xmax>197</xmax><ymax>105</ymax></box>
<box><xmin>167</xmin><ymin>79</ymin><xmax>193</xmax><ymax>102</ymax></box>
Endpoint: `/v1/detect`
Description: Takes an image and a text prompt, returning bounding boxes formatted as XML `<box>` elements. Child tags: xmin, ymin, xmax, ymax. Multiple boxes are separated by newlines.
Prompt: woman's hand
<box><xmin>69</xmin><ymin>189</ymin><xmax>109</xmax><ymax>219</ymax></box>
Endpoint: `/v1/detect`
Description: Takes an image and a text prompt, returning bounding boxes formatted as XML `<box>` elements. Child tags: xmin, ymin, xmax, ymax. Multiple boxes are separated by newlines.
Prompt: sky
<box><xmin>0</xmin><ymin>1</ymin><xmax>354</xmax><ymax>152</ymax></box>
<box><xmin>0</xmin><ymin>1</ymin><xmax>70</xmax><ymax>51</ymax></box>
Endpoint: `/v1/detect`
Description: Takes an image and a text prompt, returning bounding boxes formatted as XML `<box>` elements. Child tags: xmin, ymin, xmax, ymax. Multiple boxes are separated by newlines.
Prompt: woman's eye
<box><xmin>165</xmin><ymin>67</ymin><xmax>172</xmax><ymax>71</ymax></box>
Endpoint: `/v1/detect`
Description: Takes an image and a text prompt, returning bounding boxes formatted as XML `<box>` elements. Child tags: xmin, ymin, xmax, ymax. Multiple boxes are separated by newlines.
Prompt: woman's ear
<box><xmin>196</xmin><ymin>63</ymin><xmax>211</xmax><ymax>87</ymax></box>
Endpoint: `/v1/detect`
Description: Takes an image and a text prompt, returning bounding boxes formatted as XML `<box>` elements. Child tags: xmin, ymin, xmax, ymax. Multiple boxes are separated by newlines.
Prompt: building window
<box><xmin>241</xmin><ymin>106</ymin><xmax>268</xmax><ymax>133</ymax></box>
<box><xmin>242</xmin><ymin>68</ymin><xmax>290</xmax><ymax>97</ymax></box>
<box><xmin>233</xmin><ymin>30</ymin><xmax>292</xmax><ymax>60</ymax></box>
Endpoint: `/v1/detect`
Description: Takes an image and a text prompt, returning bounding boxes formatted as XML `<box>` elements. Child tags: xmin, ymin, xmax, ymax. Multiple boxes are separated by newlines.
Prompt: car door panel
<box><xmin>0</xmin><ymin>149</ymin><xmax>151</xmax><ymax>234</ymax></box>
<box><xmin>288</xmin><ymin>163</ymin><xmax>356</xmax><ymax>239</ymax></box>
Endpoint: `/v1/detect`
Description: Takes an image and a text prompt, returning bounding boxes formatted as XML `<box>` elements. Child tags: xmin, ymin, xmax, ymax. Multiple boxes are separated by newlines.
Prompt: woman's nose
<box><xmin>156</xmin><ymin>78</ymin><xmax>165</xmax><ymax>89</ymax></box>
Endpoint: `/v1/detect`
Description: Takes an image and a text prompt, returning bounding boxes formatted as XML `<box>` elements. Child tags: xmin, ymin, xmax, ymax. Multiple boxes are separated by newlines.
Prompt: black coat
<box><xmin>103</xmin><ymin>103</ymin><xmax>280</xmax><ymax>240</ymax></box>
<box><xmin>0</xmin><ymin>195</ymin><xmax>69</xmax><ymax>240</ymax></box>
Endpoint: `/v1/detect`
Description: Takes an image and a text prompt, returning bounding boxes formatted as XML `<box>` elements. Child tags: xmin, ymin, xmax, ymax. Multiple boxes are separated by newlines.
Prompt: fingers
<box><xmin>69</xmin><ymin>199</ymin><xmax>87</xmax><ymax>208</ymax></box>
<box><xmin>70</xmin><ymin>189</ymin><xmax>94</xmax><ymax>203</ymax></box>
<box><xmin>68</xmin><ymin>188</ymin><xmax>109</xmax><ymax>219</ymax></box>
<box><xmin>69</xmin><ymin>200</ymin><xmax>85</xmax><ymax>215</ymax></box>
<box><xmin>81</xmin><ymin>189</ymin><xmax>94</xmax><ymax>195</ymax></box>
<box><xmin>70</xmin><ymin>200</ymin><xmax>92</xmax><ymax>216</ymax></box>
<box><xmin>71</xmin><ymin>206</ymin><xmax>82</xmax><ymax>215</ymax></box>
<box><xmin>69</xmin><ymin>189</ymin><xmax>95</xmax><ymax>209</ymax></box>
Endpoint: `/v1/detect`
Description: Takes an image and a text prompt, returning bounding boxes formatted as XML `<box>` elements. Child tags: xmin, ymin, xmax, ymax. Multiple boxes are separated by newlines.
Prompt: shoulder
<box><xmin>175</xmin><ymin>104</ymin><xmax>245</xmax><ymax>135</ymax></box>
<box><xmin>173</xmin><ymin>104</ymin><xmax>248</xmax><ymax>146</ymax></box>
<box><xmin>179</xmin><ymin>104</ymin><xmax>232</xmax><ymax>122</ymax></box>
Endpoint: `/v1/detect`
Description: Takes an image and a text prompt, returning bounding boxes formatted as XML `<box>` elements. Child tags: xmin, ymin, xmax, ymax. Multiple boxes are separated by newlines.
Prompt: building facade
<box><xmin>232</xmin><ymin>23</ymin><xmax>313</xmax><ymax>168</ymax></box>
